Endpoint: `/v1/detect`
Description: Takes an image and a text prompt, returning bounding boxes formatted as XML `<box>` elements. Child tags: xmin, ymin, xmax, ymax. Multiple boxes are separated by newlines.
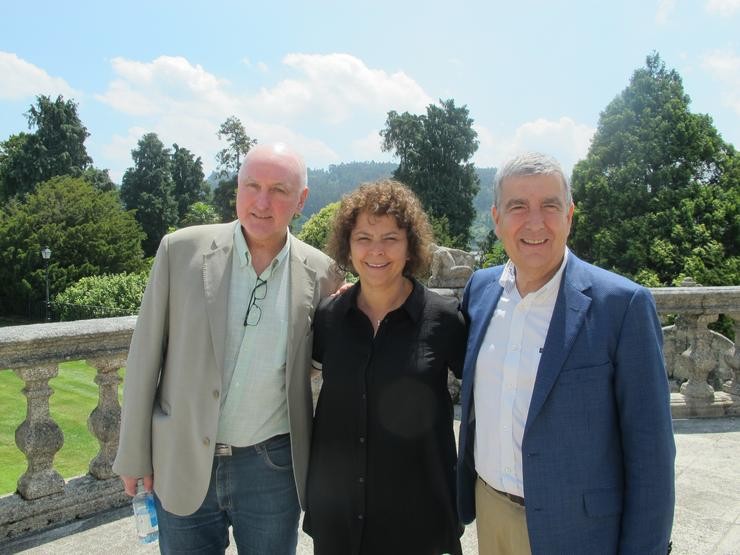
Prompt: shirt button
<box><xmin>505</xmin><ymin>467</ymin><xmax>511</xmax><ymax>473</ymax></box>
<box><xmin>213</xmin><ymin>390</ymin><xmax>220</xmax><ymax>399</ymax></box>
<box><xmin>358</xmin><ymin>514</ymin><xmax>364</xmax><ymax>520</ymax></box>
<box><xmin>359</xmin><ymin>437</ymin><xmax>365</xmax><ymax>443</ymax></box>
<box><xmin>203</xmin><ymin>437</ymin><xmax>210</xmax><ymax>446</ymax></box>
<box><xmin>358</xmin><ymin>477</ymin><xmax>365</xmax><ymax>484</ymax></box>
<box><xmin>511</xmin><ymin>345</ymin><xmax>520</xmax><ymax>351</ymax></box>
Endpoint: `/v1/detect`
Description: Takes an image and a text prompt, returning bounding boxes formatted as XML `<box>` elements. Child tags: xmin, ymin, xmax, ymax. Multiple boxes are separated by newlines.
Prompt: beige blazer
<box><xmin>112</xmin><ymin>222</ymin><xmax>342</xmax><ymax>516</ymax></box>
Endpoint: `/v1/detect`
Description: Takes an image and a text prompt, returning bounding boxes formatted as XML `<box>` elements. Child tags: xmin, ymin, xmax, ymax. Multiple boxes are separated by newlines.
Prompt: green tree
<box><xmin>212</xmin><ymin>176</ymin><xmax>237</xmax><ymax>222</ymax></box>
<box><xmin>571</xmin><ymin>53</ymin><xmax>739</xmax><ymax>286</ymax></box>
<box><xmin>80</xmin><ymin>167</ymin><xmax>116</xmax><ymax>192</ymax></box>
<box><xmin>215</xmin><ymin>116</ymin><xmax>257</xmax><ymax>178</ymax></box>
<box><xmin>120</xmin><ymin>133</ymin><xmax>178</xmax><ymax>256</ymax></box>
<box><xmin>381</xmin><ymin>99</ymin><xmax>479</xmax><ymax>249</ymax></box>
<box><xmin>55</xmin><ymin>271</ymin><xmax>150</xmax><ymax>320</ymax></box>
<box><xmin>180</xmin><ymin>201</ymin><xmax>221</xmax><ymax>227</ymax></box>
<box><xmin>296</xmin><ymin>202</ymin><xmax>339</xmax><ymax>251</ymax></box>
<box><xmin>171</xmin><ymin>143</ymin><xmax>207</xmax><ymax>222</ymax></box>
<box><xmin>0</xmin><ymin>95</ymin><xmax>91</xmax><ymax>199</ymax></box>
<box><xmin>0</xmin><ymin>176</ymin><xmax>146</xmax><ymax>317</ymax></box>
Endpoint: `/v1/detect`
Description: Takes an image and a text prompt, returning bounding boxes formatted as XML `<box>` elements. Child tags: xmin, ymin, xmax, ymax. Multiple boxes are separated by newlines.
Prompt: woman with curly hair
<box><xmin>303</xmin><ymin>179</ymin><xmax>466</xmax><ymax>555</ymax></box>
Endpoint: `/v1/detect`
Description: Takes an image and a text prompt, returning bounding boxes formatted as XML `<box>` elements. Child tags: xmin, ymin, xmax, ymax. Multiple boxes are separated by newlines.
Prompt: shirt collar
<box><xmin>499</xmin><ymin>247</ymin><xmax>569</xmax><ymax>299</ymax></box>
<box><xmin>340</xmin><ymin>277</ymin><xmax>425</xmax><ymax>323</ymax></box>
<box><xmin>232</xmin><ymin>222</ymin><xmax>291</xmax><ymax>277</ymax></box>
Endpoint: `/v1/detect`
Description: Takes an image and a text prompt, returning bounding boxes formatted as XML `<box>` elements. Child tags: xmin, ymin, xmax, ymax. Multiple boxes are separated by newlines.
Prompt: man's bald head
<box><xmin>239</xmin><ymin>143</ymin><xmax>307</xmax><ymax>191</ymax></box>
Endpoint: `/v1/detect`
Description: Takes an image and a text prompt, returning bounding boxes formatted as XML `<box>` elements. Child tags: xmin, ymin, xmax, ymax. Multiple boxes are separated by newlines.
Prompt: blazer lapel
<box><xmin>285</xmin><ymin>237</ymin><xmax>317</xmax><ymax>391</ymax></box>
<box><xmin>525</xmin><ymin>258</ymin><xmax>592</xmax><ymax>432</ymax></box>
<box><xmin>203</xmin><ymin>225</ymin><xmax>235</xmax><ymax>377</ymax></box>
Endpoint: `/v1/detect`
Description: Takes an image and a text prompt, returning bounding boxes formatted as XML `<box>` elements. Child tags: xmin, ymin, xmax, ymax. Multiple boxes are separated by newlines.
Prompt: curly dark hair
<box><xmin>327</xmin><ymin>179</ymin><xmax>433</xmax><ymax>277</ymax></box>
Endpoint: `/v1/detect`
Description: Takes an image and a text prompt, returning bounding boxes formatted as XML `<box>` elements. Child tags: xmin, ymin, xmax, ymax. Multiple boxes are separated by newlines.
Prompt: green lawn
<box><xmin>0</xmin><ymin>361</ymin><xmax>124</xmax><ymax>496</ymax></box>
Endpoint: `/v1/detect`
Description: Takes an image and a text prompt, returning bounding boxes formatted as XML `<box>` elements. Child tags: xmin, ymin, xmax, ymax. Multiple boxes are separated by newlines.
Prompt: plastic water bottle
<box><xmin>132</xmin><ymin>486</ymin><xmax>159</xmax><ymax>544</ymax></box>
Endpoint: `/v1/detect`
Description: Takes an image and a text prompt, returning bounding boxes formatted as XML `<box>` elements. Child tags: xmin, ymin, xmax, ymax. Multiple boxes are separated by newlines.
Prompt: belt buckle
<box><xmin>214</xmin><ymin>443</ymin><xmax>232</xmax><ymax>456</ymax></box>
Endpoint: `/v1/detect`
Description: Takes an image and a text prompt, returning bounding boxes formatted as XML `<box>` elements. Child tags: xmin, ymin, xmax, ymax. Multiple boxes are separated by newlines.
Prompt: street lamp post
<box><xmin>41</xmin><ymin>246</ymin><xmax>52</xmax><ymax>322</ymax></box>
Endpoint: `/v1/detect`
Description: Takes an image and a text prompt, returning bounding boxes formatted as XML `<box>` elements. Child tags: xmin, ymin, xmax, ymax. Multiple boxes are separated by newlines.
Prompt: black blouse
<box><xmin>304</xmin><ymin>279</ymin><xmax>467</xmax><ymax>555</ymax></box>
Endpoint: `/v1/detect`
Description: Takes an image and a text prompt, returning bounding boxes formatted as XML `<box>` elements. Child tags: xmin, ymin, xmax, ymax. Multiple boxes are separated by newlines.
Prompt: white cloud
<box><xmin>473</xmin><ymin>117</ymin><xmax>595</xmax><ymax>175</ymax></box>
<box><xmin>96</xmin><ymin>56</ymin><xmax>235</xmax><ymax>117</ymax></box>
<box><xmin>706</xmin><ymin>0</ymin><xmax>740</xmax><ymax>16</ymax></box>
<box><xmin>95</xmin><ymin>53</ymin><xmax>433</xmax><ymax>174</ymax></box>
<box><xmin>250</xmin><ymin>53</ymin><xmax>432</xmax><ymax>124</ymax></box>
<box><xmin>350</xmin><ymin>129</ymin><xmax>393</xmax><ymax>162</ymax></box>
<box><xmin>702</xmin><ymin>49</ymin><xmax>740</xmax><ymax>115</ymax></box>
<box><xmin>0</xmin><ymin>51</ymin><xmax>76</xmax><ymax>100</ymax></box>
<box><xmin>656</xmin><ymin>0</ymin><xmax>677</xmax><ymax>24</ymax></box>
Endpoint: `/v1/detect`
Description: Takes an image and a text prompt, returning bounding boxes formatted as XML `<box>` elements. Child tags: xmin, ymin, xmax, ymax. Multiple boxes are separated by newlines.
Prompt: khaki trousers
<box><xmin>475</xmin><ymin>476</ymin><xmax>532</xmax><ymax>555</ymax></box>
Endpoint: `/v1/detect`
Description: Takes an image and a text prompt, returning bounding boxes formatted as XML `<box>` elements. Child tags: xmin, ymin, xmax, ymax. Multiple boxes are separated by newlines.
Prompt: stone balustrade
<box><xmin>0</xmin><ymin>317</ymin><xmax>135</xmax><ymax>541</ymax></box>
<box><xmin>0</xmin><ymin>284</ymin><xmax>738</xmax><ymax>543</ymax></box>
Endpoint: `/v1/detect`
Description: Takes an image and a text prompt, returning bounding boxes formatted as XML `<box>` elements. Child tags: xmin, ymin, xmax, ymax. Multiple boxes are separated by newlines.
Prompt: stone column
<box><xmin>87</xmin><ymin>355</ymin><xmax>125</xmax><ymax>479</ymax></box>
<box><xmin>14</xmin><ymin>364</ymin><xmax>65</xmax><ymax>499</ymax></box>
<box><xmin>722</xmin><ymin>313</ymin><xmax>740</xmax><ymax>399</ymax></box>
<box><xmin>679</xmin><ymin>313</ymin><xmax>717</xmax><ymax>400</ymax></box>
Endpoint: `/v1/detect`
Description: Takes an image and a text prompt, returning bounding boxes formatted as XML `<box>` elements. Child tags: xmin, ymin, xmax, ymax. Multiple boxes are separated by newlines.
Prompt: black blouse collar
<box><xmin>338</xmin><ymin>277</ymin><xmax>425</xmax><ymax>323</ymax></box>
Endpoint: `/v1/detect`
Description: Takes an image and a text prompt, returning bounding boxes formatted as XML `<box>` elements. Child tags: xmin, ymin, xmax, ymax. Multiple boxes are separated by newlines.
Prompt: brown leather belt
<box><xmin>481</xmin><ymin>477</ymin><xmax>525</xmax><ymax>507</ymax></box>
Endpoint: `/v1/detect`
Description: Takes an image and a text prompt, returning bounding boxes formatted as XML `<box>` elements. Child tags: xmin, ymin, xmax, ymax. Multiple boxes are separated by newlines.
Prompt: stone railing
<box><xmin>0</xmin><ymin>317</ymin><xmax>136</xmax><ymax>542</ymax></box>
<box><xmin>0</xmin><ymin>284</ymin><xmax>738</xmax><ymax>543</ymax></box>
<box><xmin>651</xmin><ymin>282</ymin><xmax>740</xmax><ymax>418</ymax></box>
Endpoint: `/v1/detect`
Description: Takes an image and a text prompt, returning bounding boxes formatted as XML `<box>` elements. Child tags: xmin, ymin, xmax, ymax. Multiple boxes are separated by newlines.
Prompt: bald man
<box><xmin>114</xmin><ymin>143</ymin><xmax>344</xmax><ymax>554</ymax></box>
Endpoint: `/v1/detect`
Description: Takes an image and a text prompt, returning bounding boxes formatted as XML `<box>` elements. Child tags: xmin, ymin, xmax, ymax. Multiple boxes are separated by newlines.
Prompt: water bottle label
<box><xmin>146</xmin><ymin>494</ymin><xmax>158</xmax><ymax>527</ymax></box>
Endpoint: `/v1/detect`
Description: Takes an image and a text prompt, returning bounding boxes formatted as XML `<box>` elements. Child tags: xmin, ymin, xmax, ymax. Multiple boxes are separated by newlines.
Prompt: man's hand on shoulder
<box><xmin>331</xmin><ymin>282</ymin><xmax>354</xmax><ymax>298</ymax></box>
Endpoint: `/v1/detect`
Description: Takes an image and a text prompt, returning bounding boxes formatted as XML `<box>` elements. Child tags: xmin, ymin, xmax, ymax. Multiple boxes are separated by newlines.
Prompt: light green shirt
<box><xmin>217</xmin><ymin>222</ymin><xmax>291</xmax><ymax>446</ymax></box>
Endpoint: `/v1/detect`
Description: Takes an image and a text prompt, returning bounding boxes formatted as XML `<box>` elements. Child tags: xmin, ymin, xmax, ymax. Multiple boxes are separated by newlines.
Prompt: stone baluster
<box><xmin>679</xmin><ymin>313</ymin><xmax>718</xmax><ymax>400</ymax></box>
<box><xmin>87</xmin><ymin>355</ymin><xmax>125</xmax><ymax>479</ymax></box>
<box><xmin>13</xmin><ymin>364</ymin><xmax>65</xmax><ymax>499</ymax></box>
<box><xmin>723</xmin><ymin>313</ymin><xmax>740</xmax><ymax>399</ymax></box>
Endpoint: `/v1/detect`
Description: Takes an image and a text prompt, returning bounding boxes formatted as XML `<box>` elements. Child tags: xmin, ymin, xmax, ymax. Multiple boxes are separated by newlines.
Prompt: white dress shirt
<box><xmin>474</xmin><ymin>249</ymin><xmax>569</xmax><ymax>498</ymax></box>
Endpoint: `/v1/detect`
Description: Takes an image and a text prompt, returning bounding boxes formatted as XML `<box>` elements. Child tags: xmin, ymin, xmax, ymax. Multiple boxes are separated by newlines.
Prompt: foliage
<box><xmin>212</xmin><ymin>176</ymin><xmax>237</xmax><ymax>222</ymax></box>
<box><xmin>480</xmin><ymin>241</ymin><xmax>508</xmax><ymax>269</ymax></box>
<box><xmin>0</xmin><ymin>95</ymin><xmax>91</xmax><ymax>200</ymax></box>
<box><xmin>429</xmin><ymin>214</ymin><xmax>463</xmax><ymax>248</ymax></box>
<box><xmin>80</xmin><ymin>167</ymin><xmax>116</xmax><ymax>192</ymax></box>
<box><xmin>0</xmin><ymin>361</ymin><xmax>124</xmax><ymax>495</ymax></box>
<box><xmin>120</xmin><ymin>133</ymin><xmax>178</xmax><ymax>256</ymax></box>
<box><xmin>171</xmin><ymin>143</ymin><xmax>208</xmax><ymax>222</ymax></box>
<box><xmin>296</xmin><ymin>202</ymin><xmax>339</xmax><ymax>251</ymax></box>
<box><xmin>55</xmin><ymin>271</ymin><xmax>149</xmax><ymax>320</ymax></box>
<box><xmin>180</xmin><ymin>201</ymin><xmax>221</xmax><ymax>227</ymax></box>
<box><xmin>381</xmin><ymin>99</ymin><xmax>479</xmax><ymax>249</ymax></box>
<box><xmin>571</xmin><ymin>53</ymin><xmax>739</xmax><ymax>286</ymax></box>
<box><xmin>0</xmin><ymin>176</ymin><xmax>146</xmax><ymax>316</ymax></box>
<box><xmin>215</xmin><ymin>116</ymin><xmax>257</xmax><ymax>178</ymax></box>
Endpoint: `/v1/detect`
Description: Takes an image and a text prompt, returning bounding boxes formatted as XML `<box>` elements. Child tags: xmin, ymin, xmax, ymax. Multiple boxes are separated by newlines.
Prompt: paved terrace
<box><xmin>5</xmin><ymin>417</ymin><xmax>739</xmax><ymax>555</ymax></box>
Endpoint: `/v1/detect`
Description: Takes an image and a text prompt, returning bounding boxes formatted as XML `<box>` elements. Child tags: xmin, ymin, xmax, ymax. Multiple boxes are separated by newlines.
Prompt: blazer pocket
<box><xmin>558</xmin><ymin>361</ymin><xmax>613</xmax><ymax>384</ymax></box>
<box><xmin>583</xmin><ymin>487</ymin><xmax>623</xmax><ymax>518</ymax></box>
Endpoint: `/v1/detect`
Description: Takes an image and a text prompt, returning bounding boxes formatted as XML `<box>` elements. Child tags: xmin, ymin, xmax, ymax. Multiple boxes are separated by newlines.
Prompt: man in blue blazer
<box><xmin>457</xmin><ymin>152</ymin><xmax>675</xmax><ymax>554</ymax></box>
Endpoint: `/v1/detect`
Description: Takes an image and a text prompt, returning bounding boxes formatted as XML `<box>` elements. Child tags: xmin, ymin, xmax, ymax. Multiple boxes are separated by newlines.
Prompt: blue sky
<box><xmin>1</xmin><ymin>0</ymin><xmax>738</xmax><ymax>183</ymax></box>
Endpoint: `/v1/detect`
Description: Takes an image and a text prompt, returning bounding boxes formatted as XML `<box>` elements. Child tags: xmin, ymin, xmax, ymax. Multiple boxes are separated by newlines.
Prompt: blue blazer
<box><xmin>457</xmin><ymin>253</ymin><xmax>675</xmax><ymax>554</ymax></box>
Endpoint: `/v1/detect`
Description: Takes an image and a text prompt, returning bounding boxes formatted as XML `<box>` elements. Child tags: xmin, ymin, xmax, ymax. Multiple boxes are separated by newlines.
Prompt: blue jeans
<box><xmin>154</xmin><ymin>433</ymin><xmax>300</xmax><ymax>554</ymax></box>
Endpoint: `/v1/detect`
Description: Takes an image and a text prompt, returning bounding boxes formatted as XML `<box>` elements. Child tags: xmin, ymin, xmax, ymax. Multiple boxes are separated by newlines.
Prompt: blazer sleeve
<box><xmin>614</xmin><ymin>286</ymin><xmax>675</xmax><ymax>554</ymax></box>
<box><xmin>112</xmin><ymin>236</ymin><xmax>171</xmax><ymax>478</ymax></box>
